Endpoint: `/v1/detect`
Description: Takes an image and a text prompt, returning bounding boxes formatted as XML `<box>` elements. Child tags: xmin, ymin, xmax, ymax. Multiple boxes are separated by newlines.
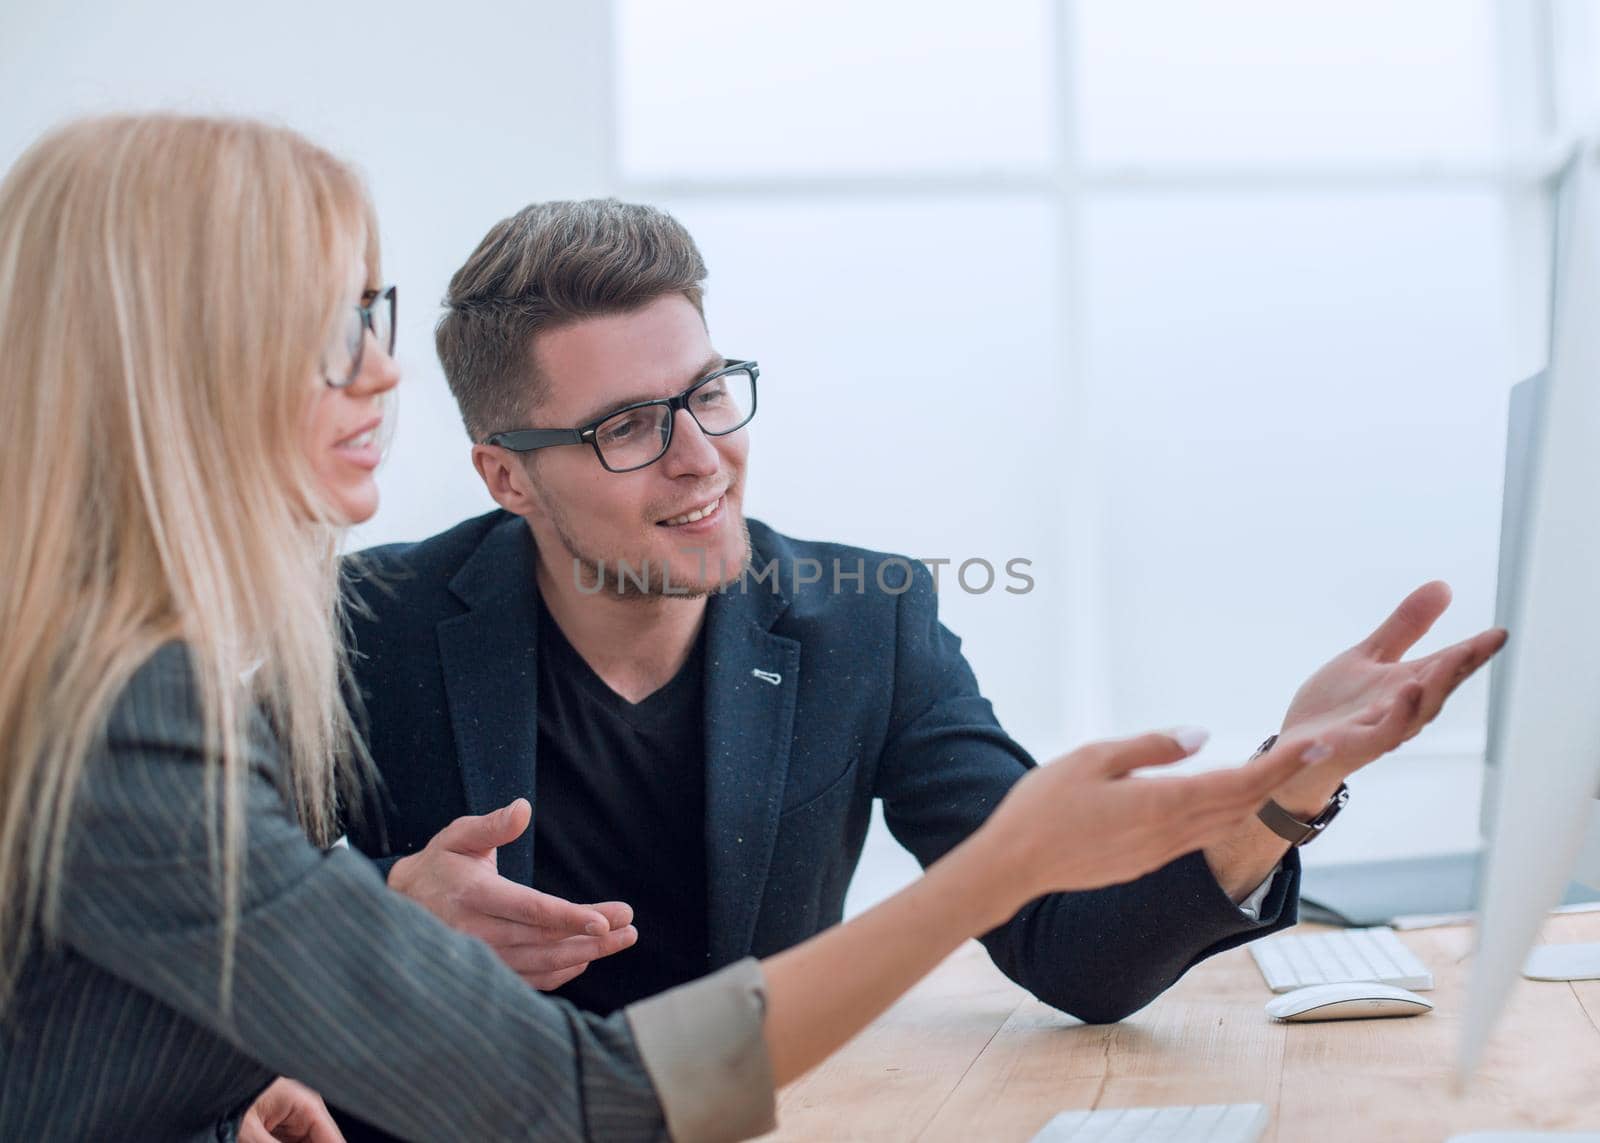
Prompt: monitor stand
<box><xmin>1297</xmin><ymin>850</ymin><xmax>1600</xmax><ymax>929</ymax></box>
<box><xmin>1523</xmin><ymin>943</ymin><xmax>1600</xmax><ymax>980</ymax></box>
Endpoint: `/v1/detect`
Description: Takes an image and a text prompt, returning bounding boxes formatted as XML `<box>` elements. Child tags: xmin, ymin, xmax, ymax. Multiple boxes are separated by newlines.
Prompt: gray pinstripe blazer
<box><xmin>0</xmin><ymin>645</ymin><xmax>773</xmax><ymax>1142</ymax></box>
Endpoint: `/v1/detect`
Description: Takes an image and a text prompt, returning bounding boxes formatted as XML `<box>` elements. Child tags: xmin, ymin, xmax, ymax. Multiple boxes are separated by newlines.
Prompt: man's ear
<box><xmin>471</xmin><ymin>444</ymin><xmax>543</xmax><ymax>519</ymax></box>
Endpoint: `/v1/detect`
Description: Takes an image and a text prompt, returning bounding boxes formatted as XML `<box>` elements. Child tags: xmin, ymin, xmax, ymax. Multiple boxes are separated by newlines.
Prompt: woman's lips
<box><xmin>333</xmin><ymin>422</ymin><xmax>382</xmax><ymax>470</ymax></box>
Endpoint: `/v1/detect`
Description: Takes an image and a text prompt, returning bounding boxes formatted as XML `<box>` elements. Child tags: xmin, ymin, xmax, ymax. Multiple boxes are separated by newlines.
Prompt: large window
<box><xmin>612</xmin><ymin>1</ymin><xmax>1593</xmax><ymax>904</ymax></box>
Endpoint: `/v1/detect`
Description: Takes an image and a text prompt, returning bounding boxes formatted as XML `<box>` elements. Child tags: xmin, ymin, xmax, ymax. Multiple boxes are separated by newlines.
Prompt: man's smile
<box><xmin>656</xmin><ymin>494</ymin><xmax>725</xmax><ymax>528</ymax></box>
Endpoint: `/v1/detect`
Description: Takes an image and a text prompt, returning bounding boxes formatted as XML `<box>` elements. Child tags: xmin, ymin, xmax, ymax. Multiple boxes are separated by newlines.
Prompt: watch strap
<box><xmin>1250</xmin><ymin>734</ymin><xmax>1350</xmax><ymax>846</ymax></box>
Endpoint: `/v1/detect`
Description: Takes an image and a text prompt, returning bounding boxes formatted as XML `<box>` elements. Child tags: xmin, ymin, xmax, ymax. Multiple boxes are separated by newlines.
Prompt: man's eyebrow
<box><xmin>574</xmin><ymin>354</ymin><xmax>727</xmax><ymax>425</ymax></box>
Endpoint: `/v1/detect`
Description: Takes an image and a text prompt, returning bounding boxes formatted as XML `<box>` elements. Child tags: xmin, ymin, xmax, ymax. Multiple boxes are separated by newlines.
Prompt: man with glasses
<box><xmin>337</xmin><ymin>201</ymin><xmax>1495</xmax><ymax>1103</ymax></box>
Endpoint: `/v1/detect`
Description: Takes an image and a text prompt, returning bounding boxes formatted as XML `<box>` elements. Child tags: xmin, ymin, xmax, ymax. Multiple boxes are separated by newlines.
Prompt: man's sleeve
<box><xmin>872</xmin><ymin>561</ymin><xmax>1299</xmax><ymax>1024</ymax></box>
<box><xmin>365</xmin><ymin>852</ymin><xmax>402</xmax><ymax>881</ymax></box>
<box><xmin>62</xmin><ymin>648</ymin><xmax>774</xmax><ymax>1142</ymax></box>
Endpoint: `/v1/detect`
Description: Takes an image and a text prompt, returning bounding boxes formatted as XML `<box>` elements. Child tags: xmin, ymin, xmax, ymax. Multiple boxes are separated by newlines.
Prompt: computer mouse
<box><xmin>1264</xmin><ymin>981</ymin><xmax>1434</xmax><ymax>1022</ymax></box>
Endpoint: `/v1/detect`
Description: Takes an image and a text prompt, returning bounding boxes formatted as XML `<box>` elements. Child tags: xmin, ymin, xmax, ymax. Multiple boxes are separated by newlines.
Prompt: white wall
<box><xmin>3</xmin><ymin>2</ymin><xmax>1571</xmax><ymax>915</ymax></box>
<box><xmin>612</xmin><ymin>1</ymin><xmax>1533</xmax><ymax>916</ymax></box>
<box><xmin>0</xmin><ymin>0</ymin><xmax>616</xmax><ymax>549</ymax></box>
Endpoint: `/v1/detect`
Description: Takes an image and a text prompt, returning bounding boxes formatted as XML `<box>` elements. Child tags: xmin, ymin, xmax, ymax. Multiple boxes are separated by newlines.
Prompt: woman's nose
<box><xmin>351</xmin><ymin>330</ymin><xmax>401</xmax><ymax>395</ymax></box>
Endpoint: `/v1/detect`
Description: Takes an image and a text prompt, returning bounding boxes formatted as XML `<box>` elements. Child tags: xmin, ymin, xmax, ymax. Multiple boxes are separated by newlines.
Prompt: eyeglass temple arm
<box><xmin>484</xmin><ymin>428</ymin><xmax>587</xmax><ymax>451</ymax></box>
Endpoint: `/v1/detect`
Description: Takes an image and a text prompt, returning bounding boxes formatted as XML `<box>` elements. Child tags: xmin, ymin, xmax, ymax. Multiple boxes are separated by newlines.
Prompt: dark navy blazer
<box><xmin>345</xmin><ymin>509</ymin><xmax>1299</xmax><ymax>1023</ymax></box>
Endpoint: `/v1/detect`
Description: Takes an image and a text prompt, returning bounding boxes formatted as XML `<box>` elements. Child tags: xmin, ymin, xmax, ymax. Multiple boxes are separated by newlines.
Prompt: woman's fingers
<box><xmin>1089</xmin><ymin>728</ymin><xmax>1210</xmax><ymax>778</ymax></box>
<box><xmin>1171</xmin><ymin>804</ymin><xmax>1273</xmax><ymax>860</ymax></box>
<box><xmin>1170</xmin><ymin>741</ymin><xmax>1319</xmax><ymax>817</ymax></box>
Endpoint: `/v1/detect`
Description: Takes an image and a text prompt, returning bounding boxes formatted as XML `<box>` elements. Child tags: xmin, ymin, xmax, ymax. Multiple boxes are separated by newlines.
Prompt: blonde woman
<box><xmin>0</xmin><ymin>113</ymin><xmax>1435</xmax><ymax>1143</ymax></box>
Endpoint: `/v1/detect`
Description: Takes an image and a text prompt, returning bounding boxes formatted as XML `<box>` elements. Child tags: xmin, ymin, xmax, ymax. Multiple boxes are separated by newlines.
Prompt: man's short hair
<box><xmin>436</xmin><ymin>199</ymin><xmax>708</xmax><ymax>442</ymax></box>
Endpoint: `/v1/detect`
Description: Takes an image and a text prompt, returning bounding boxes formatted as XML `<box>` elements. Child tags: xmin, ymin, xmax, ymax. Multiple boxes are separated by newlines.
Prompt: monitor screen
<box><xmin>1460</xmin><ymin>140</ymin><xmax>1600</xmax><ymax>1078</ymax></box>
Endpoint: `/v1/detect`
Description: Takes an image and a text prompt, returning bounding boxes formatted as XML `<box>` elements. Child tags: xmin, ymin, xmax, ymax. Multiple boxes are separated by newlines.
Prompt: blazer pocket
<box><xmin>779</xmin><ymin>753</ymin><xmax>860</xmax><ymax>819</ymax></box>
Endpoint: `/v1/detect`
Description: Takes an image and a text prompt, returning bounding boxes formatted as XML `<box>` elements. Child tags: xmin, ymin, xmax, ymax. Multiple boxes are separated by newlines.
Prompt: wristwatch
<box><xmin>1250</xmin><ymin>734</ymin><xmax>1349</xmax><ymax>846</ymax></box>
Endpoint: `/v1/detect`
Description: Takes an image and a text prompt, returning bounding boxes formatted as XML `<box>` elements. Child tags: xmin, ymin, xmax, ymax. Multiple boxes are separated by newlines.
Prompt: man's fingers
<box><xmin>1092</xmin><ymin>728</ymin><xmax>1210</xmax><ymax>778</ymax></box>
<box><xmin>473</xmin><ymin>878</ymin><xmax>610</xmax><ymax>935</ymax></box>
<box><xmin>1335</xmin><ymin>682</ymin><xmax>1422</xmax><ymax>755</ymax></box>
<box><xmin>588</xmin><ymin>900</ymin><xmax>635</xmax><ymax>930</ymax></box>
<box><xmin>240</xmin><ymin>1080</ymin><xmax>344</xmax><ymax>1143</ymax></box>
<box><xmin>1406</xmin><ymin>638</ymin><xmax>1495</xmax><ymax>735</ymax></box>
<box><xmin>432</xmin><ymin>798</ymin><xmax>532</xmax><ymax>858</ymax></box>
<box><xmin>304</xmin><ymin>1101</ymin><xmax>346</xmax><ymax>1143</ymax></box>
<box><xmin>238</xmin><ymin>1113</ymin><xmax>271</xmax><ymax>1143</ymax></box>
<box><xmin>1408</xmin><ymin>640</ymin><xmax>1491</xmax><ymax>729</ymax></box>
<box><xmin>467</xmin><ymin>896</ymin><xmax>633</xmax><ymax>941</ymax></box>
<box><xmin>1417</xmin><ymin>642</ymin><xmax>1475</xmax><ymax>697</ymax></box>
<box><xmin>525</xmin><ymin>962</ymin><xmax>590</xmax><ymax>991</ymax></box>
<box><xmin>1404</xmin><ymin>634</ymin><xmax>1495</xmax><ymax>732</ymax></box>
<box><xmin>1360</xmin><ymin>581</ymin><xmax>1452</xmax><ymax>663</ymax></box>
<box><xmin>501</xmin><ymin>926</ymin><xmax>639</xmax><ymax>976</ymax></box>
<box><xmin>566</xmin><ymin>924</ymin><xmax>639</xmax><ymax>963</ymax></box>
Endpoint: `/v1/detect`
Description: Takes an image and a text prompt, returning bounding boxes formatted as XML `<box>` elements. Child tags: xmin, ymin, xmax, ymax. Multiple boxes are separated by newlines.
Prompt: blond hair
<box><xmin>0</xmin><ymin>114</ymin><xmax>376</xmax><ymax>1008</ymax></box>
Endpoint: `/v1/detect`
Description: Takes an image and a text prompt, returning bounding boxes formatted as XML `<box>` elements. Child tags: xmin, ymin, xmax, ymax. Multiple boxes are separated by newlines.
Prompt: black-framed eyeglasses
<box><xmin>485</xmin><ymin>359</ymin><xmax>759</xmax><ymax>473</ymax></box>
<box><xmin>324</xmin><ymin>284</ymin><xmax>397</xmax><ymax>389</ymax></box>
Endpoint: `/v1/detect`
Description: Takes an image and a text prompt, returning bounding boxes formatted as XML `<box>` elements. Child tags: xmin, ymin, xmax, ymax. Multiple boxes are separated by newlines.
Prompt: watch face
<box><xmin>1314</xmin><ymin>784</ymin><xmax>1351</xmax><ymax>825</ymax></box>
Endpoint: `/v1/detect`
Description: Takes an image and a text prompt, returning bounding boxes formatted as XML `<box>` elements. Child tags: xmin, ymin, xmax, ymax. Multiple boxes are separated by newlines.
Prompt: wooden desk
<box><xmin>764</xmin><ymin>914</ymin><xmax>1600</xmax><ymax>1141</ymax></box>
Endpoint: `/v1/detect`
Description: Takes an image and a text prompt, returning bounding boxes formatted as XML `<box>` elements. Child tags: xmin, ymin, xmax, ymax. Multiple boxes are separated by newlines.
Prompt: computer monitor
<box><xmin>1459</xmin><ymin>139</ymin><xmax>1600</xmax><ymax>1080</ymax></box>
<box><xmin>1480</xmin><ymin>371</ymin><xmax>1600</xmax><ymax>899</ymax></box>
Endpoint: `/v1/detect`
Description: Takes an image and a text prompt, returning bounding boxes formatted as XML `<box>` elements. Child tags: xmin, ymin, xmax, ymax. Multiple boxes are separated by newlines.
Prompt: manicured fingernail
<box><xmin>1169</xmin><ymin>727</ymin><xmax>1210</xmax><ymax>754</ymax></box>
<box><xmin>1302</xmin><ymin>742</ymin><xmax>1333</xmax><ymax>764</ymax></box>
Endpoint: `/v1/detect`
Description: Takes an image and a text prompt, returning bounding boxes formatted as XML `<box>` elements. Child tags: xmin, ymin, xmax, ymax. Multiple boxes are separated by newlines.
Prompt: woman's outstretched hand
<box><xmin>972</xmin><ymin>707</ymin><xmax>1411</xmax><ymax>908</ymax></box>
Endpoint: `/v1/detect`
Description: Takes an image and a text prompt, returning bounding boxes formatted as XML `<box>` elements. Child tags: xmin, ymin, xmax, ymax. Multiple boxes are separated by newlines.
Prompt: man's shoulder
<box><xmin>745</xmin><ymin>519</ymin><xmax>934</xmax><ymax>612</ymax></box>
<box><xmin>747</xmin><ymin>519</ymin><xmax>916</xmax><ymax>571</ymax></box>
<box><xmin>349</xmin><ymin>508</ymin><xmax>513</xmax><ymax>581</ymax></box>
<box><xmin>343</xmin><ymin>508</ymin><xmax>519</xmax><ymax>618</ymax></box>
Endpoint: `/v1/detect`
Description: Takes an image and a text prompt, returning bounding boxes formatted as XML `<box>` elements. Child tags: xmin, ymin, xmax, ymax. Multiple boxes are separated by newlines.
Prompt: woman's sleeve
<box><xmin>57</xmin><ymin>648</ymin><xmax>775</xmax><ymax>1142</ymax></box>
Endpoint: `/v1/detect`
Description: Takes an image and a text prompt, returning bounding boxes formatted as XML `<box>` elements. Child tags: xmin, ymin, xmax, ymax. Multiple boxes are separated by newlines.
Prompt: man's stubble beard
<box><xmin>545</xmin><ymin>498</ymin><xmax>754</xmax><ymax>602</ymax></box>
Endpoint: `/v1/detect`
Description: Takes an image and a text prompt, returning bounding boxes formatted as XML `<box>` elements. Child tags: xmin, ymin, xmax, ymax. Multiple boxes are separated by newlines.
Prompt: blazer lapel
<box><xmin>703</xmin><ymin>576</ymin><xmax>800</xmax><ymax>968</ymax></box>
<box><xmin>437</xmin><ymin>514</ymin><xmax>541</xmax><ymax>888</ymax></box>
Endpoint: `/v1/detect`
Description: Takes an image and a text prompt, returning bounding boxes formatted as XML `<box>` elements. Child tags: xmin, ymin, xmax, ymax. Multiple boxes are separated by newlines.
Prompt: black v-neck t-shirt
<box><xmin>533</xmin><ymin>601</ymin><xmax>711</xmax><ymax>1015</ymax></box>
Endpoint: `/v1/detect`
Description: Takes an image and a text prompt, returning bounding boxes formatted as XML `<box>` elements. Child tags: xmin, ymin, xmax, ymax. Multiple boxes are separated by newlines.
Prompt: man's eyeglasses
<box><xmin>485</xmin><ymin>359</ymin><xmax>759</xmax><ymax>473</ymax></box>
<box><xmin>324</xmin><ymin>285</ymin><xmax>397</xmax><ymax>389</ymax></box>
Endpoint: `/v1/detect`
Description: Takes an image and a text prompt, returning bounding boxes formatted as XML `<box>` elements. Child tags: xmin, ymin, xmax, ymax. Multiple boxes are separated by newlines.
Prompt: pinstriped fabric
<box><xmin>0</xmin><ymin>646</ymin><xmax>696</xmax><ymax>1142</ymax></box>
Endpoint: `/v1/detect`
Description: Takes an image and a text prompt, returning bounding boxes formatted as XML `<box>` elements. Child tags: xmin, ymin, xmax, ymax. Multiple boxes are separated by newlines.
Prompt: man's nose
<box><xmin>660</xmin><ymin>408</ymin><xmax>719</xmax><ymax>476</ymax></box>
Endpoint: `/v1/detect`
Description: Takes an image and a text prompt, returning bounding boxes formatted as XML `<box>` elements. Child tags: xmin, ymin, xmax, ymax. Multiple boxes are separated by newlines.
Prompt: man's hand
<box><xmin>1201</xmin><ymin>581</ymin><xmax>1505</xmax><ymax>900</ymax></box>
<box><xmin>240</xmin><ymin>1078</ymin><xmax>342</xmax><ymax>1143</ymax></box>
<box><xmin>1272</xmin><ymin>580</ymin><xmax>1507</xmax><ymax>816</ymax></box>
<box><xmin>389</xmin><ymin>798</ymin><xmax>637</xmax><ymax>989</ymax></box>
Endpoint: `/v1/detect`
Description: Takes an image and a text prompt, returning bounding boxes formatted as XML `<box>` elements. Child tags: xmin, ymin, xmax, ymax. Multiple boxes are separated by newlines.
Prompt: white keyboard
<box><xmin>1032</xmin><ymin>1103</ymin><xmax>1268</xmax><ymax>1142</ymax></box>
<box><xmin>1249</xmin><ymin>926</ymin><xmax>1433</xmax><ymax>993</ymax></box>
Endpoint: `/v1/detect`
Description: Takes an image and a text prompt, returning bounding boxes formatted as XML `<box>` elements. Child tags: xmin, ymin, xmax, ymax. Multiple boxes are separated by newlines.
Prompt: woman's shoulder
<box><xmin>101</xmin><ymin>641</ymin><xmax>278</xmax><ymax>771</ymax></box>
<box><xmin>81</xmin><ymin>644</ymin><xmax>286</xmax><ymax>843</ymax></box>
<box><xmin>103</xmin><ymin>642</ymin><xmax>203</xmax><ymax>743</ymax></box>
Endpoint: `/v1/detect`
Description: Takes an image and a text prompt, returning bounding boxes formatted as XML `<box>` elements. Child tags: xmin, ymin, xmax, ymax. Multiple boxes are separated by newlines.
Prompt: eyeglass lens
<box><xmin>330</xmin><ymin>289</ymin><xmax>396</xmax><ymax>385</ymax></box>
<box><xmin>593</xmin><ymin>367</ymin><xmax>755</xmax><ymax>471</ymax></box>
